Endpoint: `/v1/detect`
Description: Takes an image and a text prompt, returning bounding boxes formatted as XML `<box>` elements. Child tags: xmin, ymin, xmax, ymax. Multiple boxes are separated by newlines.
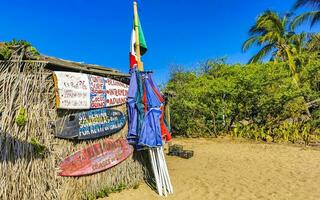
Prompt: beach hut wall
<box><xmin>0</xmin><ymin>60</ymin><xmax>145</xmax><ymax>200</ymax></box>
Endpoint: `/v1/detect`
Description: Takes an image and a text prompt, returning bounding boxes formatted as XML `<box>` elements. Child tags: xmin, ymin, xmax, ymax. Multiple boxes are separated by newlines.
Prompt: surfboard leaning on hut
<box><xmin>52</xmin><ymin>70</ymin><xmax>132</xmax><ymax>177</ymax></box>
<box><xmin>58</xmin><ymin>138</ymin><xmax>133</xmax><ymax>177</ymax></box>
<box><xmin>55</xmin><ymin>108</ymin><xmax>127</xmax><ymax>140</ymax></box>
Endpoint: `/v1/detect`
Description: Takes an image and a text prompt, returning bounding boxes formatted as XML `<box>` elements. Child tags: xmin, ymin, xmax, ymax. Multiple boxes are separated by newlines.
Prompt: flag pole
<box><xmin>132</xmin><ymin>1</ymin><xmax>172</xmax><ymax>196</ymax></box>
<box><xmin>133</xmin><ymin>1</ymin><xmax>143</xmax><ymax>71</ymax></box>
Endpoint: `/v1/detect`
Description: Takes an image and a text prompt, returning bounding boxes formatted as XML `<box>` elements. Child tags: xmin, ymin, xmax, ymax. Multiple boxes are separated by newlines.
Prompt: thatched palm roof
<box><xmin>40</xmin><ymin>55</ymin><xmax>129</xmax><ymax>79</ymax></box>
<box><xmin>0</xmin><ymin>42</ymin><xmax>129</xmax><ymax>79</ymax></box>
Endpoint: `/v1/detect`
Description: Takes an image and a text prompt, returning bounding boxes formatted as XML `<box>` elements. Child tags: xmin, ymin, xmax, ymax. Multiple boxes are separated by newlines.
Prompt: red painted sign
<box><xmin>58</xmin><ymin>138</ymin><xmax>133</xmax><ymax>177</ymax></box>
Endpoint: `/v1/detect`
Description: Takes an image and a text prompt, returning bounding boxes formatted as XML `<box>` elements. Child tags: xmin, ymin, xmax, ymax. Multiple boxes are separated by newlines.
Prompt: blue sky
<box><xmin>0</xmin><ymin>0</ymin><xmax>319</xmax><ymax>84</ymax></box>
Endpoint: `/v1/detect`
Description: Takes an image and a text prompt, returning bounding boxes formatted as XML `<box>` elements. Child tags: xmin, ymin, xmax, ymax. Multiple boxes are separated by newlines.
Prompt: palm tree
<box><xmin>292</xmin><ymin>0</ymin><xmax>320</xmax><ymax>28</ymax></box>
<box><xmin>243</xmin><ymin>11</ymin><xmax>291</xmax><ymax>63</ymax></box>
<box><xmin>242</xmin><ymin>11</ymin><xmax>299</xmax><ymax>83</ymax></box>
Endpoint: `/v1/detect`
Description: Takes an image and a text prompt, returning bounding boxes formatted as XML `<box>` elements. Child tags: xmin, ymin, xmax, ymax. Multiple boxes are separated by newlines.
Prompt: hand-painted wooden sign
<box><xmin>58</xmin><ymin>138</ymin><xmax>133</xmax><ymax>177</ymax></box>
<box><xmin>53</xmin><ymin>71</ymin><xmax>129</xmax><ymax>109</ymax></box>
<box><xmin>55</xmin><ymin>108</ymin><xmax>126</xmax><ymax>140</ymax></box>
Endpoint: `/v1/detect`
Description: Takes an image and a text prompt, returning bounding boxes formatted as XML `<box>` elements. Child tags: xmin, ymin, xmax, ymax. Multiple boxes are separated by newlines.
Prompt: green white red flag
<box><xmin>130</xmin><ymin>14</ymin><xmax>147</xmax><ymax>69</ymax></box>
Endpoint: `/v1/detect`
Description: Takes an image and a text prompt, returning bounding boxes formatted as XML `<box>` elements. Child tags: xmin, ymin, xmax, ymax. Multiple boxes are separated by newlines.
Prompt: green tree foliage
<box><xmin>306</xmin><ymin>33</ymin><xmax>320</xmax><ymax>52</ymax></box>
<box><xmin>0</xmin><ymin>39</ymin><xmax>40</xmax><ymax>60</ymax></box>
<box><xmin>165</xmin><ymin>57</ymin><xmax>320</xmax><ymax>144</ymax></box>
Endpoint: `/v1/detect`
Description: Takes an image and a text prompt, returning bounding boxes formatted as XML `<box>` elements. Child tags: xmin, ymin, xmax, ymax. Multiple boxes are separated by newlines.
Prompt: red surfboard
<box><xmin>58</xmin><ymin>138</ymin><xmax>133</xmax><ymax>177</ymax></box>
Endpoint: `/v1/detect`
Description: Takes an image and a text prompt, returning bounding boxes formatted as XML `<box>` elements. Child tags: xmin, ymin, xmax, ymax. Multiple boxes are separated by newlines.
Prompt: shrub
<box><xmin>165</xmin><ymin>57</ymin><xmax>320</xmax><ymax>144</ymax></box>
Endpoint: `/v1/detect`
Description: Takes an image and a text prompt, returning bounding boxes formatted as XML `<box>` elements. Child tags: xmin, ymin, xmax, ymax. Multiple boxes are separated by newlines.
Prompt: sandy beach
<box><xmin>107</xmin><ymin>137</ymin><xmax>320</xmax><ymax>200</ymax></box>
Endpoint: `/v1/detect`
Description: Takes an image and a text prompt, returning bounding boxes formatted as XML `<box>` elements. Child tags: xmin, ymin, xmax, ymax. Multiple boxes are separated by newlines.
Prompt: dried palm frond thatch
<box><xmin>0</xmin><ymin>60</ymin><xmax>145</xmax><ymax>200</ymax></box>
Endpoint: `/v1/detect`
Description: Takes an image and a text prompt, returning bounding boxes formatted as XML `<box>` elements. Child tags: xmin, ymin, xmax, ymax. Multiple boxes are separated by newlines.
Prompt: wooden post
<box><xmin>165</xmin><ymin>103</ymin><xmax>171</xmax><ymax>128</ymax></box>
<box><xmin>133</xmin><ymin>1</ymin><xmax>143</xmax><ymax>71</ymax></box>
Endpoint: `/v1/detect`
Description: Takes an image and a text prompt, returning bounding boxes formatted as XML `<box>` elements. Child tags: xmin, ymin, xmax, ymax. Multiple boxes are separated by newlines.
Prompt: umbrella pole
<box><xmin>155</xmin><ymin>148</ymin><xmax>168</xmax><ymax>196</ymax></box>
<box><xmin>149</xmin><ymin>149</ymin><xmax>162</xmax><ymax>195</ymax></box>
<box><xmin>160</xmin><ymin>146</ymin><xmax>173</xmax><ymax>193</ymax></box>
<box><xmin>156</xmin><ymin>147</ymin><xmax>170</xmax><ymax>194</ymax></box>
<box><xmin>153</xmin><ymin>148</ymin><xmax>163</xmax><ymax>195</ymax></box>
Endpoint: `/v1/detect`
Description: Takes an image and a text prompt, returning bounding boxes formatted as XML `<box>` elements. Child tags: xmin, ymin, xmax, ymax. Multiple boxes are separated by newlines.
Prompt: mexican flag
<box><xmin>130</xmin><ymin>15</ymin><xmax>147</xmax><ymax>69</ymax></box>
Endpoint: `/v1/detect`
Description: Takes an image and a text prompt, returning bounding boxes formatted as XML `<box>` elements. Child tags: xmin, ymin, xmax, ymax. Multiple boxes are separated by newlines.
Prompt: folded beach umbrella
<box><xmin>127</xmin><ymin>70</ymin><xmax>139</xmax><ymax>144</ymax></box>
<box><xmin>127</xmin><ymin>70</ymin><xmax>146</xmax><ymax>146</ymax></box>
<box><xmin>138</xmin><ymin>73</ymin><xmax>163</xmax><ymax>147</ymax></box>
<box><xmin>147</xmin><ymin>73</ymin><xmax>172</xmax><ymax>142</ymax></box>
<box><xmin>144</xmin><ymin>73</ymin><xmax>162</xmax><ymax>108</ymax></box>
<box><xmin>127</xmin><ymin>70</ymin><xmax>172</xmax><ymax>149</ymax></box>
<box><xmin>135</xmin><ymin>71</ymin><xmax>146</xmax><ymax>136</ymax></box>
<box><xmin>138</xmin><ymin>108</ymin><xmax>163</xmax><ymax>147</ymax></box>
<box><xmin>146</xmin><ymin>72</ymin><xmax>164</xmax><ymax>103</ymax></box>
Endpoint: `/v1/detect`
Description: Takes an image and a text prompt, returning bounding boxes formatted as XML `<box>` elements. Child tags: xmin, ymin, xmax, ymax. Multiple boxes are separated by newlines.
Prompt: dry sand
<box><xmin>107</xmin><ymin>137</ymin><xmax>320</xmax><ymax>200</ymax></box>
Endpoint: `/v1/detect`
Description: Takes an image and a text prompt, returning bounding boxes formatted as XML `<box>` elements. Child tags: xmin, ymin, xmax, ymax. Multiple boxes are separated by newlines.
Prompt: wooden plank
<box><xmin>41</xmin><ymin>56</ymin><xmax>130</xmax><ymax>77</ymax></box>
<box><xmin>0</xmin><ymin>59</ymin><xmax>130</xmax><ymax>78</ymax></box>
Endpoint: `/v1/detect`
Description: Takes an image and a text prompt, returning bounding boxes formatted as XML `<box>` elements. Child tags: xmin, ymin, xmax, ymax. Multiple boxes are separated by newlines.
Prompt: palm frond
<box><xmin>291</xmin><ymin>11</ymin><xmax>319</xmax><ymax>29</ymax></box>
<box><xmin>270</xmin><ymin>50</ymin><xmax>278</xmax><ymax>62</ymax></box>
<box><xmin>254</xmin><ymin>11</ymin><xmax>285</xmax><ymax>35</ymax></box>
<box><xmin>289</xmin><ymin>33</ymin><xmax>308</xmax><ymax>53</ymax></box>
<box><xmin>248</xmin><ymin>43</ymin><xmax>275</xmax><ymax>64</ymax></box>
<box><xmin>265</xmin><ymin>11</ymin><xmax>285</xmax><ymax>32</ymax></box>
<box><xmin>242</xmin><ymin>36</ymin><xmax>259</xmax><ymax>52</ymax></box>
<box><xmin>307</xmin><ymin>33</ymin><xmax>320</xmax><ymax>51</ymax></box>
<box><xmin>311</xmin><ymin>11</ymin><xmax>320</xmax><ymax>26</ymax></box>
<box><xmin>258</xmin><ymin>32</ymin><xmax>280</xmax><ymax>45</ymax></box>
<box><xmin>293</xmin><ymin>0</ymin><xmax>320</xmax><ymax>9</ymax></box>
<box><xmin>248</xmin><ymin>26</ymin><xmax>267</xmax><ymax>36</ymax></box>
<box><xmin>283</xmin><ymin>12</ymin><xmax>294</xmax><ymax>30</ymax></box>
<box><xmin>244</xmin><ymin>10</ymin><xmax>290</xmax><ymax>64</ymax></box>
